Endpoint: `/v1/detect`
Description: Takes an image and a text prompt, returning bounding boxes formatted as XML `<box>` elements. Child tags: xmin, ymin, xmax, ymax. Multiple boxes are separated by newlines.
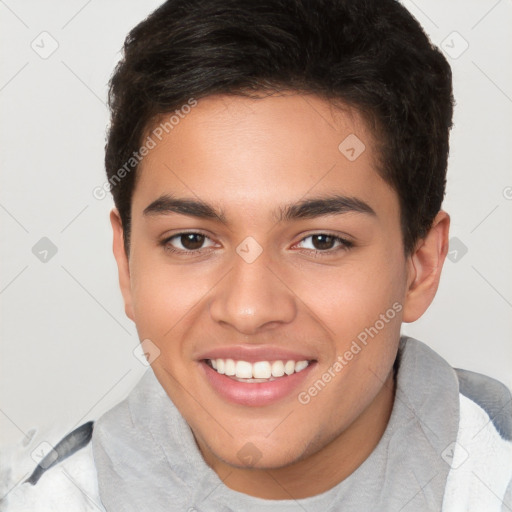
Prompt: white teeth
<box><xmin>235</xmin><ymin>360</ymin><xmax>253</xmax><ymax>379</ymax></box>
<box><xmin>271</xmin><ymin>360</ymin><xmax>285</xmax><ymax>377</ymax></box>
<box><xmin>253</xmin><ymin>361</ymin><xmax>271</xmax><ymax>379</ymax></box>
<box><xmin>224</xmin><ymin>358</ymin><xmax>236</xmax><ymax>376</ymax></box>
<box><xmin>208</xmin><ymin>358</ymin><xmax>311</xmax><ymax>379</ymax></box>
<box><xmin>284</xmin><ymin>360</ymin><xmax>295</xmax><ymax>375</ymax></box>
<box><xmin>294</xmin><ymin>360</ymin><xmax>309</xmax><ymax>372</ymax></box>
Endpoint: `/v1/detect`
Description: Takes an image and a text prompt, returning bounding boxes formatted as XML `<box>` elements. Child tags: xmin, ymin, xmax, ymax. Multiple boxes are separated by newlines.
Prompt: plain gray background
<box><xmin>1</xmin><ymin>0</ymin><xmax>511</xmax><ymax>448</ymax></box>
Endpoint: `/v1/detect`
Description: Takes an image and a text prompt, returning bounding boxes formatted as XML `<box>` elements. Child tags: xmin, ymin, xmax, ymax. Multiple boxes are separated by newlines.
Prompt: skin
<box><xmin>110</xmin><ymin>92</ymin><xmax>450</xmax><ymax>499</ymax></box>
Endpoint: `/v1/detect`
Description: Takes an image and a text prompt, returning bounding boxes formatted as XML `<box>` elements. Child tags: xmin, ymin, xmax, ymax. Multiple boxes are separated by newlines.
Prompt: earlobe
<box><xmin>402</xmin><ymin>211</ymin><xmax>450</xmax><ymax>323</ymax></box>
<box><xmin>110</xmin><ymin>208</ymin><xmax>135</xmax><ymax>322</ymax></box>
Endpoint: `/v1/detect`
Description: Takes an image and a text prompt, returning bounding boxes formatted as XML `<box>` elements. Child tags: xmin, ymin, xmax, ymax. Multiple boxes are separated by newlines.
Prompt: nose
<box><xmin>208</xmin><ymin>250</ymin><xmax>297</xmax><ymax>335</ymax></box>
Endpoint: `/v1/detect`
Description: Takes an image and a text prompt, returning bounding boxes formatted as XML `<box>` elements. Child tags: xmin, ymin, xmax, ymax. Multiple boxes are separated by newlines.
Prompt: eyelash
<box><xmin>160</xmin><ymin>231</ymin><xmax>354</xmax><ymax>257</ymax></box>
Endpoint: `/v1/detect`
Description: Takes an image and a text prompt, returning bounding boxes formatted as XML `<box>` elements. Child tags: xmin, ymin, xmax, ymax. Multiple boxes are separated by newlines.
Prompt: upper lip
<box><xmin>196</xmin><ymin>345</ymin><xmax>316</xmax><ymax>363</ymax></box>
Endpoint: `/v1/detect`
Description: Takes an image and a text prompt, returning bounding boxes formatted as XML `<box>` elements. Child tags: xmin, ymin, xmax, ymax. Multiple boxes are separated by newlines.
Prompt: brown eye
<box><xmin>295</xmin><ymin>233</ymin><xmax>353</xmax><ymax>253</ymax></box>
<box><xmin>311</xmin><ymin>234</ymin><xmax>336</xmax><ymax>250</ymax></box>
<box><xmin>164</xmin><ymin>232</ymin><xmax>216</xmax><ymax>253</ymax></box>
<box><xmin>180</xmin><ymin>233</ymin><xmax>205</xmax><ymax>250</ymax></box>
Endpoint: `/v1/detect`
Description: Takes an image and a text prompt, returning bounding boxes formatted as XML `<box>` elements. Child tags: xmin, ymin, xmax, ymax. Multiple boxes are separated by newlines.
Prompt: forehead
<box><xmin>132</xmin><ymin>93</ymin><xmax>398</xmax><ymax>224</ymax></box>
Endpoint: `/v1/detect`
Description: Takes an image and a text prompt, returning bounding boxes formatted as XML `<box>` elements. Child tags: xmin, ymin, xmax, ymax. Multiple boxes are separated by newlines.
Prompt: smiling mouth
<box><xmin>204</xmin><ymin>358</ymin><xmax>314</xmax><ymax>383</ymax></box>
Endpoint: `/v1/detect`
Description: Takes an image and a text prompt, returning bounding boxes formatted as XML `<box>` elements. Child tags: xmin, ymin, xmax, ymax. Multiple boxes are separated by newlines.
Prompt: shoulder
<box><xmin>0</xmin><ymin>422</ymin><xmax>103</xmax><ymax>512</ymax></box>
<box><xmin>455</xmin><ymin>368</ymin><xmax>512</xmax><ymax>440</ymax></box>
<box><xmin>442</xmin><ymin>370</ymin><xmax>512</xmax><ymax>511</ymax></box>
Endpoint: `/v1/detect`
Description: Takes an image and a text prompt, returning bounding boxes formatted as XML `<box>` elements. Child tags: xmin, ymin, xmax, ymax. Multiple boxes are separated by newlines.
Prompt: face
<box><xmin>112</xmin><ymin>93</ymin><xmax>425</xmax><ymax>470</ymax></box>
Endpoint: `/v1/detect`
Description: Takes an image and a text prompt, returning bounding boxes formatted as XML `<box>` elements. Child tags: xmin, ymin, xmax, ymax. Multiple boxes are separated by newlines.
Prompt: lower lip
<box><xmin>200</xmin><ymin>361</ymin><xmax>316</xmax><ymax>407</ymax></box>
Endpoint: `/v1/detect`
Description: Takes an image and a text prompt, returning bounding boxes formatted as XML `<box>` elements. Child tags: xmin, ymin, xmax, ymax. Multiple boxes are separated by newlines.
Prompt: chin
<box><xmin>204</xmin><ymin>430</ymin><xmax>315</xmax><ymax>470</ymax></box>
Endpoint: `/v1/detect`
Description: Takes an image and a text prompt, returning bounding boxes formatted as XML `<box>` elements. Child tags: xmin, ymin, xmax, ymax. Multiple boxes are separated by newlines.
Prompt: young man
<box><xmin>3</xmin><ymin>0</ymin><xmax>511</xmax><ymax>510</ymax></box>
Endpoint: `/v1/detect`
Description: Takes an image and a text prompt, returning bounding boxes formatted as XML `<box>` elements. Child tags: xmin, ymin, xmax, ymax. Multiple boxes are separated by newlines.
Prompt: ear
<box><xmin>110</xmin><ymin>208</ymin><xmax>135</xmax><ymax>322</ymax></box>
<box><xmin>402</xmin><ymin>210</ymin><xmax>450</xmax><ymax>323</ymax></box>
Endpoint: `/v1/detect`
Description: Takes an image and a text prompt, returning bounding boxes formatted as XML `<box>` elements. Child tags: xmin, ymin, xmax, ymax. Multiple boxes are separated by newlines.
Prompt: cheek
<box><xmin>290</xmin><ymin>244</ymin><xmax>406</xmax><ymax>406</ymax></box>
<box><xmin>291</xmin><ymin>248</ymin><xmax>407</xmax><ymax>338</ymax></box>
<box><xmin>128</xmin><ymin>255</ymin><xmax>207</xmax><ymax>343</ymax></box>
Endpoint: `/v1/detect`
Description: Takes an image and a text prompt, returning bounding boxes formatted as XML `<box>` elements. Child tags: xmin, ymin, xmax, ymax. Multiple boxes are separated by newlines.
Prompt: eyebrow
<box><xmin>275</xmin><ymin>195</ymin><xmax>376</xmax><ymax>222</ymax></box>
<box><xmin>143</xmin><ymin>195</ymin><xmax>227</xmax><ymax>223</ymax></box>
<box><xmin>142</xmin><ymin>193</ymin><xmax>376</xmax><ymax>223</ymax></box>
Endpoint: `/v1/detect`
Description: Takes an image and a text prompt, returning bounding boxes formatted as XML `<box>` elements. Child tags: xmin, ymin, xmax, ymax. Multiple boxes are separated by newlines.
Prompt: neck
<box><xmin>199</xmin><ymin>369</ymin><xmax>396</xmax><ymax>500</ymax></box>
